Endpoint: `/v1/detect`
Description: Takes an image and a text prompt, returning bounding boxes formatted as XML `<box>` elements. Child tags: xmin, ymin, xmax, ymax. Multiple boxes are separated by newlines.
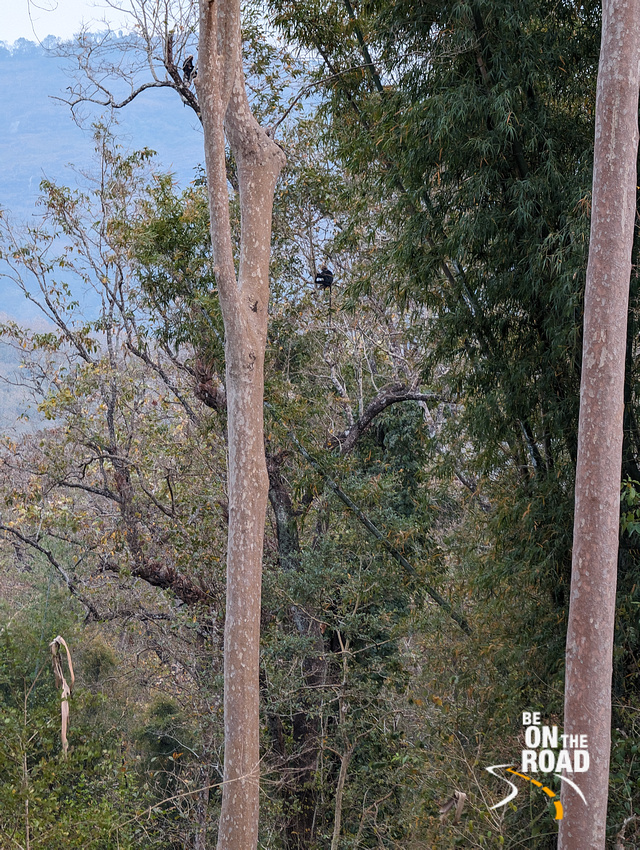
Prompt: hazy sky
<box><xmin>2</xmin><ymin>0</ymin><xmax>128</xmax><ymax>44</ymax></box>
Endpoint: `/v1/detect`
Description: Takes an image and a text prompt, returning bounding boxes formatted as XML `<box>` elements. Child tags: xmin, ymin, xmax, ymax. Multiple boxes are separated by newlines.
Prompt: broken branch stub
<box><xmin>49</xmin><ymin>635</ymin><xmax>75</xmax><ymax>757</ymax></box>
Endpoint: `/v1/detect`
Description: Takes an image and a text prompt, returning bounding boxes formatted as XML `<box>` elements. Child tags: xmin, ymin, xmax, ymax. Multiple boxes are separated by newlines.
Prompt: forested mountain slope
<box><xmin>0</xmin><ymin>3</ymin><xmax>639</xmax><ymax>849</ymax></box>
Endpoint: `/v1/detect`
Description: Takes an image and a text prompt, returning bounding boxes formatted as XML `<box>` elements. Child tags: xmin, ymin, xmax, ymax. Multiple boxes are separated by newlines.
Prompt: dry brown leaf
<box><xmin>438</xmin><ymin>790</ymin><xmax>467</xmax><ymax>824</ymax></box>
<box><xmin>49</xmin><ymin>636</ymin><xmax>75</xmax><ymax>757</ymax></box>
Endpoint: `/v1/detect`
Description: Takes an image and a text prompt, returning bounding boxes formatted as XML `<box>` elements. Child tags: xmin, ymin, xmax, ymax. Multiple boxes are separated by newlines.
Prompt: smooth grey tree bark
<box><xmin>559</xmin><ymin>3</ymin><xmax>640</xmax><ymax>847</ymax></box>
<box><xmin>196</xmin><ymin>2</ymin><xmax>285</xmax><ymax>848</ymax></box>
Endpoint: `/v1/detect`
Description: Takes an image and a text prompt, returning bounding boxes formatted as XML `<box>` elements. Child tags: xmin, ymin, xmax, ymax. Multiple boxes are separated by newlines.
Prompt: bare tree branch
<box><xmin>0</xmin><ymin>523</ymin><xmax>102</xmax><ymax>620</ymax></box>
<box><xmin>329</xmin><ymin>382</ymin><xmax>446</xmax><ymax>454</ymax></box>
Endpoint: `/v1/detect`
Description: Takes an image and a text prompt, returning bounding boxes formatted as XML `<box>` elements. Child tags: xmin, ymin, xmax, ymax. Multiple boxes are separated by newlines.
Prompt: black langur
<box><xmin>314</xmin><ymin>264</ymin><xmax>334</xmax><ymax>290</ymax></box>
<box><xmin>314</xmin><ymin>264</ymin><xmax>335</xmax><ymax>324</ymax></box>
<box><xmin>182</xmin><ymin>55</ymin><xmax>195</xmax><ymax>85</ymax></box>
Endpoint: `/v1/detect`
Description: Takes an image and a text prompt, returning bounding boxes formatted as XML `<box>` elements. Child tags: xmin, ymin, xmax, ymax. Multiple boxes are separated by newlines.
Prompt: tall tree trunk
<box><xmin>559</xmin><ymin>3</ymin><xmax>640</xmax><ymax>848</ymax></box>
<box><xmin>196</xmin><ymin>2</ymin><xmax>285</xmax><ymax>848</ymax></box>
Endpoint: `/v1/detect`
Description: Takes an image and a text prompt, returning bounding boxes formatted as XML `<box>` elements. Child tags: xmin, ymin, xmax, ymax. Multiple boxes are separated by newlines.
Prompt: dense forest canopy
<box><xmin>0</xmin><ymin>1</ymin><xmax>639</xmax><ymax>848</ymax></box>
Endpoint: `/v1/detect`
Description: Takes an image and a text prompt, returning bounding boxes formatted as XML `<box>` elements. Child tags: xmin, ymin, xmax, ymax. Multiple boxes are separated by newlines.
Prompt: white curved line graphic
<box><xmin>554</xmin><ymin>774</ymin><xmax>587</xmax><ymax>806</ymax></box>
<box><xmin>485</xmin><ymin>764</ymin><xmax>518</xmax><ymax>809</ymax></box>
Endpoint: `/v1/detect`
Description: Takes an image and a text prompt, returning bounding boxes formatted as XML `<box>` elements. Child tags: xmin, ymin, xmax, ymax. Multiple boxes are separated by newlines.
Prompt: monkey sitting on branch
<box><xmin>314</xmin><ymin>264</ymin><xmax>334</xmax><ymax>290</ymax></box>
<box><xmin>313</xmin><ymin>264</ymin><xmax>335</xmax><ymax>325</ymax></box>
<box><xmin>182</xmin><ymin>55</ymin><xmax>196</xmax><ymax>85</ymax></box>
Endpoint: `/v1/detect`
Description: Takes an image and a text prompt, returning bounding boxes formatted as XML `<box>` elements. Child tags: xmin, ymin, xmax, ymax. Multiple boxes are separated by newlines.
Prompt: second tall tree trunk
<box><xmin>559</xmin><ymin>2</ymin><xmax>640</xmax><ymax>847</ymax></box>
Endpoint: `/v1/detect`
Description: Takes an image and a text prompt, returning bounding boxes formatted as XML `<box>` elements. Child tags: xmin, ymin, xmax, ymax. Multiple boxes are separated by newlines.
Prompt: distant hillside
<box><xmin>0</xmin><ymin>341</ymin><xmax>38</xmax><ymax>434</ymax></box>
<box><xmin>0</xmin><ymin>37</ymin><xmax>205</xmax><ymax>216</ymax></box>
<box><xmin>0</xmin><ymin>312</ymin><xmax>57</xmax><ymax>433</ymax></box>
<box><xmin>0</xmin><ymin>37</ymin><xmax>205</xmax><ymax>322</ymax></box>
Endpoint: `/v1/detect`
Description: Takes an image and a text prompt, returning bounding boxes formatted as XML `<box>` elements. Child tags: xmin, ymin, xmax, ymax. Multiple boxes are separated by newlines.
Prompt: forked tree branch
<box><xmin>328</xmin><ymin>382</ymin><xmax>446</xmax><ymax>453</ymax></box>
